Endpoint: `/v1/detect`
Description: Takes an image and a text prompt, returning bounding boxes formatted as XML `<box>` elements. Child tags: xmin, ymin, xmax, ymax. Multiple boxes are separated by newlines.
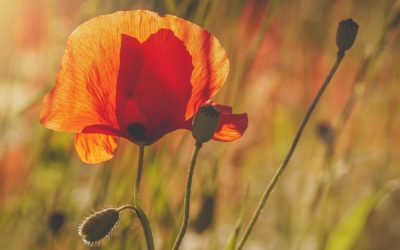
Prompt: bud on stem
<box><xmin>78</xmin><ymin>208</ymin><xmax>120</xmax><ymax>246</ymax></box>
<box><xmin>192</xmin><ymin>104</ymin><xmax>221</xmax><ymax>143</ymax></box>
<box><xmin>336</xmin><ymin>18</ymin><xmax>359</xmax><ymax>57</ymax></box>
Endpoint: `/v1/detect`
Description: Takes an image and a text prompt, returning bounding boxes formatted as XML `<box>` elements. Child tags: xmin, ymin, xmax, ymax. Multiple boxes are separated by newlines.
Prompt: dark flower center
<box><xmin>127</xmin><ymin>123</ymin><xmax>146</xmax><ymax>142</ymax></box>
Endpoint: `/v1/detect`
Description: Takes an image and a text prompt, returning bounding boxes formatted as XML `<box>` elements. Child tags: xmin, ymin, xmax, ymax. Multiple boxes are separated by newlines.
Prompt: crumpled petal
<box><xmin>74</xmin><ymin>133</ymin><xmax>118</xmax><ymax>164</ymax></box>
<box><xmin>183</xmin><ymin>103</ymin><xmax>248</xmax><ymax>142</ymax></box>
<box><xmin>212</xmin><ymin>104</ymin><xmax>248</xmax><ymax>141</ymax></box>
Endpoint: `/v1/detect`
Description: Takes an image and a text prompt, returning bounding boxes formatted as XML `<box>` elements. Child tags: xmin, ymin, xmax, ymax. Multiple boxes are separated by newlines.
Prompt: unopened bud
<box><xmin>192</xmin><ymin>104</ymin><xmax>220</xmax><ymax>143</ymax></box>
<box><xmin>78</xmin><ymin>208</ymin><xmax>120</xmax><ymax>246</ymax></box>
<box><xmin>336</xmin><ymin>18</ymin><xmax>359</xmax><ymax>55</ymax></box>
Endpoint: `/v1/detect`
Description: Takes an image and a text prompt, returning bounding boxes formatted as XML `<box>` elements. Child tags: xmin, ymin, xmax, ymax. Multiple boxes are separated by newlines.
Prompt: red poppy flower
<box><xmin>40</xmin><ymin>10</ymin><xmax>248</xmax><ymax>164</ymax></box>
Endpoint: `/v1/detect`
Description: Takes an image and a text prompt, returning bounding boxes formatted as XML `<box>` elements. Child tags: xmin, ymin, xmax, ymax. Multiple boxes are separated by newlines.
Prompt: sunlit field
<box><xmin>1</xmin><ymin>0</ymin><xmax>400</xmax><ymax>249</ymax></box>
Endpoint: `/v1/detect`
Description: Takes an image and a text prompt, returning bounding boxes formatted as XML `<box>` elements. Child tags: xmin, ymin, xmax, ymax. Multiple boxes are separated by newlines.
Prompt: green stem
<box><xmin>134</xmin><ymin>206</ymin><xmax>155</xmax><ymax>250</ymax></box>
<box><xmin>134</xmin><ymin>144</ymin><xmax>145</xmax><ymax>206</ymax></box>
<box><xmin>172</xmin><ymin>142</ymin><xmax>202</xmax><ymax>250</ymax></box>
<box><xmin>132</xmin><ymin>144</ymin><xmax>154</xmax><ymax>250</ymax></box>
<box><xmin>236</xmin><ymin>53</ymin><xmax>345</xmax><ymax>250</ymax></box>
<box><xmin>117</xmin><ymin>205</ymin><xmax>155</xmax><ymax>250</ymax></box>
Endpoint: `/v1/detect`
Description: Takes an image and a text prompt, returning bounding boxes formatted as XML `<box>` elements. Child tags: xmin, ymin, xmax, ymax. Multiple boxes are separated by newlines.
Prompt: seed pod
<box><xmin>78</xmin><ymin>208</ymin><xmax>120</xmax><ymax>246</ymax></box>
<box><xmin>192</xmin><ymin>104</ymin><xmax>220</xmax><ymax>143</ymax></box>
<box><xmin>336</xmin><ymin>18</ymin><xmax>359</xmax><ymax>55</ymax></box>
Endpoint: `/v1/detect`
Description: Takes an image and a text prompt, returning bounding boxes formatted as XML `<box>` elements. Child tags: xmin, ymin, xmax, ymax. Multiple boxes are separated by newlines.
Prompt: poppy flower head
<box><xmin>40</xmin><ymin>10</ymin><xmax>248</xmax><ymax>163</ymax></box>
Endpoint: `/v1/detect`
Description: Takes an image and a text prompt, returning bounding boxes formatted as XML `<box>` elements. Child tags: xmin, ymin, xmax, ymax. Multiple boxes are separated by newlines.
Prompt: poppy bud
<box><xmin>192</xmin><ymin>104</ymin><xmax>220</xmax><ymax>143</ymax></box>
<box><xmin>336</xmin><ymin>19</ymin><xmax>359</xmax><ymax>55</ymax></box>
<box><xmin>78</xmin><ymin>208</ymin><xmax>120</xmax><ymax>246</ymax></box>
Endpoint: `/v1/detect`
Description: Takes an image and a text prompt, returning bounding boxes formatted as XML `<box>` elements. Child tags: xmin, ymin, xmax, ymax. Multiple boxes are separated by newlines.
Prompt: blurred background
<box><xmin>0</xmin><ymin>0</ymin><xmax>400</xmax><ymax>249</ymax></box>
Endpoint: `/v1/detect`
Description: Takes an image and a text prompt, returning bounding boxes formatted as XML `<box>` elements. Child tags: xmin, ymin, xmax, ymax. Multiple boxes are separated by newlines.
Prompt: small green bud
<box><xmin>336</xmin><ymin>18</ymin><xmax>359</xmax><ymax>55</ymax></box>
<box><xmin>78</xmin><ymin>208</ymin><xmax>120</xmax><ymax>246</ymax></box>
<box><xmin>192</xmin><ymin>104</ymin><xmax>220</xmax><ymax>143</ymax></box>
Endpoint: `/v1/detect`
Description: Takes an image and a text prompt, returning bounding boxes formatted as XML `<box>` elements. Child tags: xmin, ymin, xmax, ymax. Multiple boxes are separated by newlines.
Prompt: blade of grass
<box><xmin>225</xmin><ymin>184</ymin><xmax>249</xmax><ymax>250</ymax></box>
<box><xmin>325</xmin><ymin>192</ymin><xmax>382</xmax><ymax>250</ymax></box>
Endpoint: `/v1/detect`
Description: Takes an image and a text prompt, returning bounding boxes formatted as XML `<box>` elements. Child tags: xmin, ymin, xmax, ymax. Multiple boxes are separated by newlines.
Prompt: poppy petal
<box><xmin>40</xmin><ymin>21</ymin><xmax>121</xmax><ymax>132</ymax></box>
<box><xmin>181</xmin><ymin>30</ymin><xmax>229</xmax><ymax>119</ymax></box>
<box><xmin>213</xmin><ymin>111</ymin><xmax>248</xmax><ymax>142</ymax></box>
<box><xmin>82</xmin><ymin>124</ymin><xmax>124</xmax><ymax>137</ymax></box>
<box><xmin>116</xmin><ymin>30</ymin><xmax>193</xmax><ymax>143</ymax></box>
<box><xmin>74</xmin><ymin>133</ymin><xmax>118</xmax><ymax>164</ymax></box>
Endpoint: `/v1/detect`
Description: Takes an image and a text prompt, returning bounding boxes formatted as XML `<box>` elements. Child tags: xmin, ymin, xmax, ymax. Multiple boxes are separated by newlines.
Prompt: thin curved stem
<box><xmin>134</xmin><ymin>144</ymin><xmax>145</xmax><ymax>206</ymax></box>
<box><xmin>134</xmin><ymin>206</ymin><xmax>155</xmax><ymax>250</ymax></box>
<box><xmin>117</xmin><ymin>205</ymin><xmax>135</xmax><ymax>212</ymax></box>
<box><xmin>172</xmin><ymin>142</ymin><xmax>202</xmax><ymax>250</ymax></box>
<box><xmin>236</xmin><ymin>53</ymin><xmax>345</xmax><ymax>250</ymax></box>
<box><xmin>117</xmin><ymin>205</ymin><xmax>155</xmax><ymax>250</ymax></box>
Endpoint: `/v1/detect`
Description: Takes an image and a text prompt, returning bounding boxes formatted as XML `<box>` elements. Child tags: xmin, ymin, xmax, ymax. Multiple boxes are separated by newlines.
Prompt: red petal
<box><xmin>213</xmin><ymin>110</ymin><xmax>248</xmax><ymax>142</ymax></box>
<box><xmin>183</xmin><ymin>30</ymin><xmax>229</xmax><ymax>119</ymax></box>
<box><xmin>116</xmin><ymin>30</ymin><xmax>193</xmax><ymax>142</ymax></box>
<box><xmin>74</xmin><ymin>133</ymin><xmax>118</xmax><ymax>164</ymax></box>
<box><xmin>213</xmin><ymin>103</ymin><xmax>233</xmax><ymax>113</ymax></box>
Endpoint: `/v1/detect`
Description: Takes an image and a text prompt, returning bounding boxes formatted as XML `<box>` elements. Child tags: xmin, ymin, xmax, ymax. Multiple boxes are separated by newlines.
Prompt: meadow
<box><xmin>0</xmin><ymin>0</ymin><xmax>400</xmax><ymax>249</ymax></box>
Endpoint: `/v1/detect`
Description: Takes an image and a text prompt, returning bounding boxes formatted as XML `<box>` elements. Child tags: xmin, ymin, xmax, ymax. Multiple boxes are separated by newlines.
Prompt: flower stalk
<box><xmin>236</xmin><ymin>19</ymin><xmax>358</xmax><ymax>250</ymax></box>
<box><xmin>118</xmin><ymin>205</ymin><xmax>155</xmax><ymax>250</ymax></box>
<box><xmin>132</xmin><ymin>144</ymin><xmax>155</xmax><ymax>250</ymax></box>
<box><xmin>134</xmin><ymin>144</ymin><xmax>145</xmax><ymax>206</ymax></box>
<box><xmin>172</xmin><ymin>142</ymin><xmax>202</xmax><ymax>250</ymax></box>
<box><xmin>134</xmin><ymin>206</ymin><xmax>155</xmax><ymax>250</ymax></box>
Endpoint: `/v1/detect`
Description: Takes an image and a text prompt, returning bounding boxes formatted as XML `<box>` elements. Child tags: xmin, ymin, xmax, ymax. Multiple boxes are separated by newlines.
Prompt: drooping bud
<box><xmin>336</xmin><ymin>18</ymin><xmax>359</xmax><ymax>56</ymax></box>
<box><xmin>78</xmin><ymin>208</ymin><xmax>120</xmax><ymax>246</ymax></box>
<box><xmin>192</xmin><ymin>104</ymin><xmax>221</xmax><ymax>143</ymax></box>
